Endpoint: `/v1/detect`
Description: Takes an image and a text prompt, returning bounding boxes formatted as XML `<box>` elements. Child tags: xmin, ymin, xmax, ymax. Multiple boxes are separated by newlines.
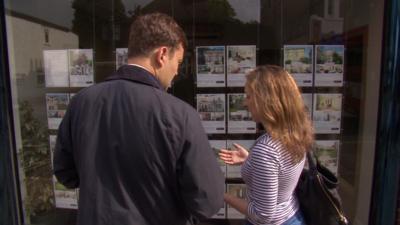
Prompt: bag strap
<box><xmin>306</xmin><ymin>151</ymin><xmax>317</xmax><ymax>171</ymax></box>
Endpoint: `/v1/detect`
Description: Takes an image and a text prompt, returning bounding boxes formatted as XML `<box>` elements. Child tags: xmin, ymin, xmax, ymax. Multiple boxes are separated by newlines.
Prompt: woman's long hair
<box><xmin>246</xmin><ymin>65</ymin><xmax>314</xmax><ymax>162</ymax></box>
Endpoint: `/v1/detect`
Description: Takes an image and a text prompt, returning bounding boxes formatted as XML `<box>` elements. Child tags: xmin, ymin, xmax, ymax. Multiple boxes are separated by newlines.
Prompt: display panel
<box><xmin>283</xmin><ymin>45</ymin><xmax>313</xmax><ymax>86</ymax></box>
<box><xmin>196</xmin><ymin>46</ymin><xmax>226</xmax><ymax>87</ymax></box>
<box><xmin>227</xmin><ymin>45</ymin><xmax>256</xmax><ymax>87</ymax></box>
<box><xmin>115</xmin><ymin>48</ymin><xmax>128</xmax><ymax>70</ymax></box>
<box><xmin>197</xmin><ymin>94</ymin><xmax>226</xmax><ymax>134</ymax></box>
<box><xmin>227</xmin><ymin>93</ymin><xmax>256</xmax><ymax>134</ymax></box>
<box><xmin>3</xmin><ymin>0</ymin><xmax>384</xmax><ymax>224</ymax></box>
<box><xmin>45</xmin><ymin>93</ymin><xmax>69</xmax><ymax>130</ymax></box>
<box><xmin>68</xmin><ymin>49</ymin><xmax>94</xmax><ymax>87</ymax></box>
<box><xmin>44</xmin><ymin>50</ymin><xmax>69</xmax><ymax>87</ymax></box>
<box><xmin>313</xmin><ymin>93</ymin><xmax>342</xmax><ymax>134</ymax></box>
<box><xmin>314</xmin><ymin>45</ymin><xmax>345</xmax><ymax>87</ymax></box>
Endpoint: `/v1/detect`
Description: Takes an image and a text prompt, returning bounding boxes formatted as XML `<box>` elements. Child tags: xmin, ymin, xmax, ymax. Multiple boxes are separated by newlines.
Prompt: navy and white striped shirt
<box><xmin>242</xmin><ymin>133</ymin><xmax>305</xmax><ymax>225</ymax></box>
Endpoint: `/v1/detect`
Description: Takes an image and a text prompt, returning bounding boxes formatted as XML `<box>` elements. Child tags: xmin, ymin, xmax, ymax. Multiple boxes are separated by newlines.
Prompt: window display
<box><xmin>196</xmin><ymin>46</ymin><xmax>226</xmax><ymax>87</ymax></box>
<box><xmin>314</xmin><ymin>45</ymin><xmax>344</xmax><ymax>87</ymax></box>
<box><xmin>283</xmin><ymin>45</ymin><xmax>313</xmax><ymax>86</ymax></box>
<box><xmin>314</xmin><ymin>140</ymin><xmax>340</xmax><ymax>175</ymax></box>
<box><xmin>313</xmin><ymin>93</ymin><xmax>342</xmax><ymax>134</ymax></box>
<box><xmin>3</xmin><ymin>0</ymin><xmax>384</xmax><ymax>224</ymax></box>
<box><xmin>44</xmin><ymin>49</ymin><xmax>94</xmax><ymax>87</ymax></box>
<box><xmin>45</xmin><ymin>93</ymin><xmax>69</xmax><ymax>130</ymax></box>
<box><xmin>197</xmin><ymin>94</ymin><xmax>226</xmax><ymax>134</ymax></box>
<box><xmin>227</xmin><ymin>93</ymin><xmax>256</xmax><ymax>134</ymax></box>
<box><xmin>44</xmin><ymin>50</ymin><xmax>69</xmax><ymax>87</ymax></box>
<box><xmin>227</xmin><ymin>45</ymin><xmax>256</xmax><ymax>87</ymax></box>
<box><xmin>68</xmin><ymin>49</ymin><xmax>94</xmax><ymax>87</ymax></box>
<box><xmin>115</xmin><ymin>48</ymin><xmax>128</xmax><ymax>70</ymax></box>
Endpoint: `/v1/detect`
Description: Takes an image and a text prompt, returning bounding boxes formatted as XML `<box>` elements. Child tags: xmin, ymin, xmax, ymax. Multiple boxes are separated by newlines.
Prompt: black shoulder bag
<box><xmin>296</xmin><ymin>152</ymin><xmax>348</xmax><ymax>225</ymax></box>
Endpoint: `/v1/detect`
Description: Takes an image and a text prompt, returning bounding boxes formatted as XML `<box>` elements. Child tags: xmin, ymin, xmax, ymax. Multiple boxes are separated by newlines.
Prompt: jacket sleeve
<box><xmin>176</xmin><ymin>108</ymin><xmax>225</xmax><ymax>221</ymax></box>
<box><xmin>53</xmin><ymin>104</ymin><xmax>79</xmax><ymax>189</ymax></box>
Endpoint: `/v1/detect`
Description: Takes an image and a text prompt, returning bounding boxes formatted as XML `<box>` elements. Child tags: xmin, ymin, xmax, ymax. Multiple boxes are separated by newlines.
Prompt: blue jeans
<box><xmin>281</xmin><ymin>211</ymin><xmax>306</xmax><ymax>225</ymax></box>
<box><xmin>245</xmin><ymin>211</ymin><xmax>306</xmax><ymax>225</ymax></box>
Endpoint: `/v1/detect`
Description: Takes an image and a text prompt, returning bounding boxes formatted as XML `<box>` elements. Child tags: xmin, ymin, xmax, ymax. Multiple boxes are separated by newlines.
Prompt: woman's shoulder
<box><xmin>252</xmin><ymin>133</ymin><xmax>283</xmax><ymax>158</ymax></box>
<box><xmin>255</xmin><ymin>133</ymin><xmax>283</xmax><ymax>150</ymax></box>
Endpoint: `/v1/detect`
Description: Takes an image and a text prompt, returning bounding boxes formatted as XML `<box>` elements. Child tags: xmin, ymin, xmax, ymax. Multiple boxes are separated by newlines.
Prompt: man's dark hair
<box><xmin>128</xmin><ymin>13</ymin><xmax>188</xmax><ymax>58</ymax></box>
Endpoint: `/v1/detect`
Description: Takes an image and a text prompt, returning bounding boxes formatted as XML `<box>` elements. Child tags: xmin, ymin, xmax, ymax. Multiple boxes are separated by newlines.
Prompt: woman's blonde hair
<box><xmin>246</xmin><ymin>65</ymin><xmax>314</xmax><ymax>162</ymax></box>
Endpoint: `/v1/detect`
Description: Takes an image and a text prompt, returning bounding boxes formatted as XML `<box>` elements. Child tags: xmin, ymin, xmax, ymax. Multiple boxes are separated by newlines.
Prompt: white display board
<box><xmin>197</xmin><ymin>94</ymin><xmax>226</xmax><ymax>134</ymax></box>
<box><xmin>69</xmin><ymin>49</ymin><xmax>94</xmax><ymax>87</ymax></box>
<box><xmin>196</xmin><ymin>46</ymin><xmax>226</xmax><ymax>87</ymax></box>
<box><xmin>227</xmin><ymin>45</ymin><xmax>256</xmax><ymax>87</ymax></box>
<box><xmin>314</xmin><ymin>45</ymin><xmax>344</xmax><ymax>87</ymax></box>
<box><xmin>301</xmin><ymin>93</ymin><xmax>313</xmax><ymax>119</ymax></box>
<box><xmin>49</xmin><ymin>135</ymin><xmax>79</xmax><ymax>209</ymax></box>
<box><xmin>44</xmin><ymin>50</ymin><xmax>69</xmax><ymax>87</ymax></box>
<box><xmin>313</xmin><ymin>93</ymin><xmax>342</xmax><ymax>134</ymax></box>
<box><xmin>227</xmin><ymin>94</ymin><xmax>256</xmax><ymax>134</ymax></box>
<box><xmin>283</xmin><ymin>45</ymin><xmax>314</xmax><ymax>86</ymax></box>
<box><xmin>314</xmin><ymin>140</ymin><xmax>340</xmax><ymax>175</ymax></box>
<box><xmin>46</xmin><ymin>93</ymin><xmax>69</xmax><ymax>130</ymax></box>
<box><xmin>116</xmin><ymin>48</ymin><xmax>128</xmax><ymax>70</ymax></box>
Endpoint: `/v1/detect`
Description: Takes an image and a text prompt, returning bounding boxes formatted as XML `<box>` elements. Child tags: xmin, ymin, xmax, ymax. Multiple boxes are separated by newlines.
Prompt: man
<box><xmin>54</xmin><ymin>13</ymin><xmax>224</xmax><ymax>225</ymax></box>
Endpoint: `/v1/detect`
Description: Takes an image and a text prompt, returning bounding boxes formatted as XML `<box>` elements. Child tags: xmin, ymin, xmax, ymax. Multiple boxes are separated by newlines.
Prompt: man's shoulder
<box><xmin>154</xmin><ymin>90</ymin><xmax>198</xmax><ymax>117</ymax></box>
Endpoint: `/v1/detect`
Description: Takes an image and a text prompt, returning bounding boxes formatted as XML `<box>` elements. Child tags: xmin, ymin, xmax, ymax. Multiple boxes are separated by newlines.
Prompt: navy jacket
<box><xmin>54</xmin><ymin>65</ymin><xmax>224</xmax><ymax>225</ymax></box>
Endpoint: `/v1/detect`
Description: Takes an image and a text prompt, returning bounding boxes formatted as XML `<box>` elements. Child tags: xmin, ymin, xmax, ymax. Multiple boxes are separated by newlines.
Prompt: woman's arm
<box><xmin>219</xmin><ymin>143</ymin><xmax>249</xmax><ymax>165</ymax></box>
<box><xmin>223</xmin><ymin>193</ymin><xmax>248</xmax><ymax>216</ymax></box>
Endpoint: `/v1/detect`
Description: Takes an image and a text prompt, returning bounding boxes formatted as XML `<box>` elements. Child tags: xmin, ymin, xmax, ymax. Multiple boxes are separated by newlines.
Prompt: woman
<box><xmin>219</xmin><ymin>65</ymin><xmax>313</xmax><ymax>225</ymax></box>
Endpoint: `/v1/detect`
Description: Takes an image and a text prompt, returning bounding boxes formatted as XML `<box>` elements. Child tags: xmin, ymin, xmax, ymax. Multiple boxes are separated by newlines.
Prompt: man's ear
<box><xmin>155</xmin><ymin>47</ymin><xmax>168</xmax><ymax>66</ymax></box>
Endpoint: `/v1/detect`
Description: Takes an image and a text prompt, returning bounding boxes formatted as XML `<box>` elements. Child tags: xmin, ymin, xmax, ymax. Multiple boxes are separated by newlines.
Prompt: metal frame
<box><xmin>370</xmin><ymin>0</ymin><xmax>400</xmax><ymax>224</ymax></box>
<box><xmin>0</xmin><ymin>0</ymin><xmax>23</xmax><ymax>224</ymax></box>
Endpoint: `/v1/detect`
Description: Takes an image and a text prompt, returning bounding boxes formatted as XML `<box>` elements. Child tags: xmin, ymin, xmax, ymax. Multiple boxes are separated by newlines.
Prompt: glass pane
<box><xmin>3</xmin><ymin>0</ymin><xmax>384</xmax><ymax>224</ymax></box>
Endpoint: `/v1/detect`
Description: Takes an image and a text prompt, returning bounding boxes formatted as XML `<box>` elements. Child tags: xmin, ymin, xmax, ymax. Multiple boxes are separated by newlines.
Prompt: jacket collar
<box><xmin>105</xmin><ymin>65</ymin><xmax>163</xmax><ymax>90</ymax></box>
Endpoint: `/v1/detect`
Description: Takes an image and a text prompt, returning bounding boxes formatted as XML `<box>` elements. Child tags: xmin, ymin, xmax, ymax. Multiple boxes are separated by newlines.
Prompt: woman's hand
<box><xmin>219</xmin><ymin>143</ymin><xmax>249</xmax><ymax>165</ymax></box>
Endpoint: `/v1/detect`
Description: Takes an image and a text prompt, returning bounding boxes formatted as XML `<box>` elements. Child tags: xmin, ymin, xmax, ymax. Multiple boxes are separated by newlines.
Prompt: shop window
<box><xmin>3</xmin><ymin>0</ymin><xmax>384</xmax><ymax>224</ymax></box>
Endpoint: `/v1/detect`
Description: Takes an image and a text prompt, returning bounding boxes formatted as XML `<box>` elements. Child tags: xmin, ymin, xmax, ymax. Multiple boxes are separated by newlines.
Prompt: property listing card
<box><xmin>209</xmin><ymin>140</ymin><xmax>227</xmax><ymax>177</ymax></box>
<box><xmin>69</xmin><ymin>49</ymin><xmax>94</xmax><ymax>87</ymax></box>
<box><xmin>52</xmin><ymin>177</ymin><xmax>78</xmax><ymax>209</ymax></box>
<box><xmin>46</xmin><ymin>93</ymin><xmax>69</xmax><ymax>130</ymax></box>
<box><xmin>44</xmin><ymin>50</ymin><xmax>69</xmax><ymax>87</ymax></box>
<box><xmin>314</xmin><ymin>45</ymin><xmax>344</xmax><ymax>86</ymax></box>
<box><xmin>212</xmin><ymin>202</ymin><xmax>226</xmax><ymax>219</ymax></box>
<box><xmin>301</xmin><ymin>93</ymin><xmax>313</xmax><ymax>119</ymax></box>
<box><xmin>227</xmin><ymin>94</ymin><xmax>256</xmax><ymax>133</ymax></box>
<box><xmin>116</xmin><ymin>48</ymin><xmax>128</xmax><ymax>70</ymax></box>
<box><xmin>226</xmin><ymin>140</ymin><xmax>255</xmax><ymax>178</ymax></box>
<box><xmin>49</xmin><ymin>135</ymin><xmax>79</xmax><ymax>209</ymax></box>
<box><xmin>227</xmin><ymin>45</ymin><xmax>256</xmax><ymax>87</ymax></box>
<box><xmin>314</xmin><ymin>140</ymin><xmax>340</xmax><ymax>175</ymax></box>
<box><xmin>197</xmin><ymin>94</ymin><xmax>226</xmax><ymax>134</ymax></box>
<box><xmin>196</xmin><ymin>46</ymin><xmax>225</xmax><ymax>87</ymax></box>
<box><xmin>313</xmin><ymin>93</ymin><xmax>342</xmax><ymax>134</ymax></box>
<box><xmin>49</xmin><ymin>135</ymin><xmax>57</xmax><ymax>165</ymax></box>
<box><xmin>226</xmin><ymin>183</ymin><xmax>247</xmax><ymax>219</ymax></box>
<box><xmin>283</xmin><ymin>45</ymin><xmax>313</xmax><ymax>87</ymax></box>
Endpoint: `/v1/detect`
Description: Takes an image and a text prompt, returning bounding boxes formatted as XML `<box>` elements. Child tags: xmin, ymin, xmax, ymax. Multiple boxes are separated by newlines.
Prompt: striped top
<box><xmin>241</xmin><ymin>133</ymin><xmax>305</xmax><ymax>225</ymax></box>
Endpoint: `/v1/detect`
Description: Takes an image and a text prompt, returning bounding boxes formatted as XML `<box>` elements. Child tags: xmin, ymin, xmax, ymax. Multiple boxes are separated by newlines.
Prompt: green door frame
<box><xmin>369</xmin><ymin>0</ymin><xmax>400</xmax><ymax>224</ymax></box>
